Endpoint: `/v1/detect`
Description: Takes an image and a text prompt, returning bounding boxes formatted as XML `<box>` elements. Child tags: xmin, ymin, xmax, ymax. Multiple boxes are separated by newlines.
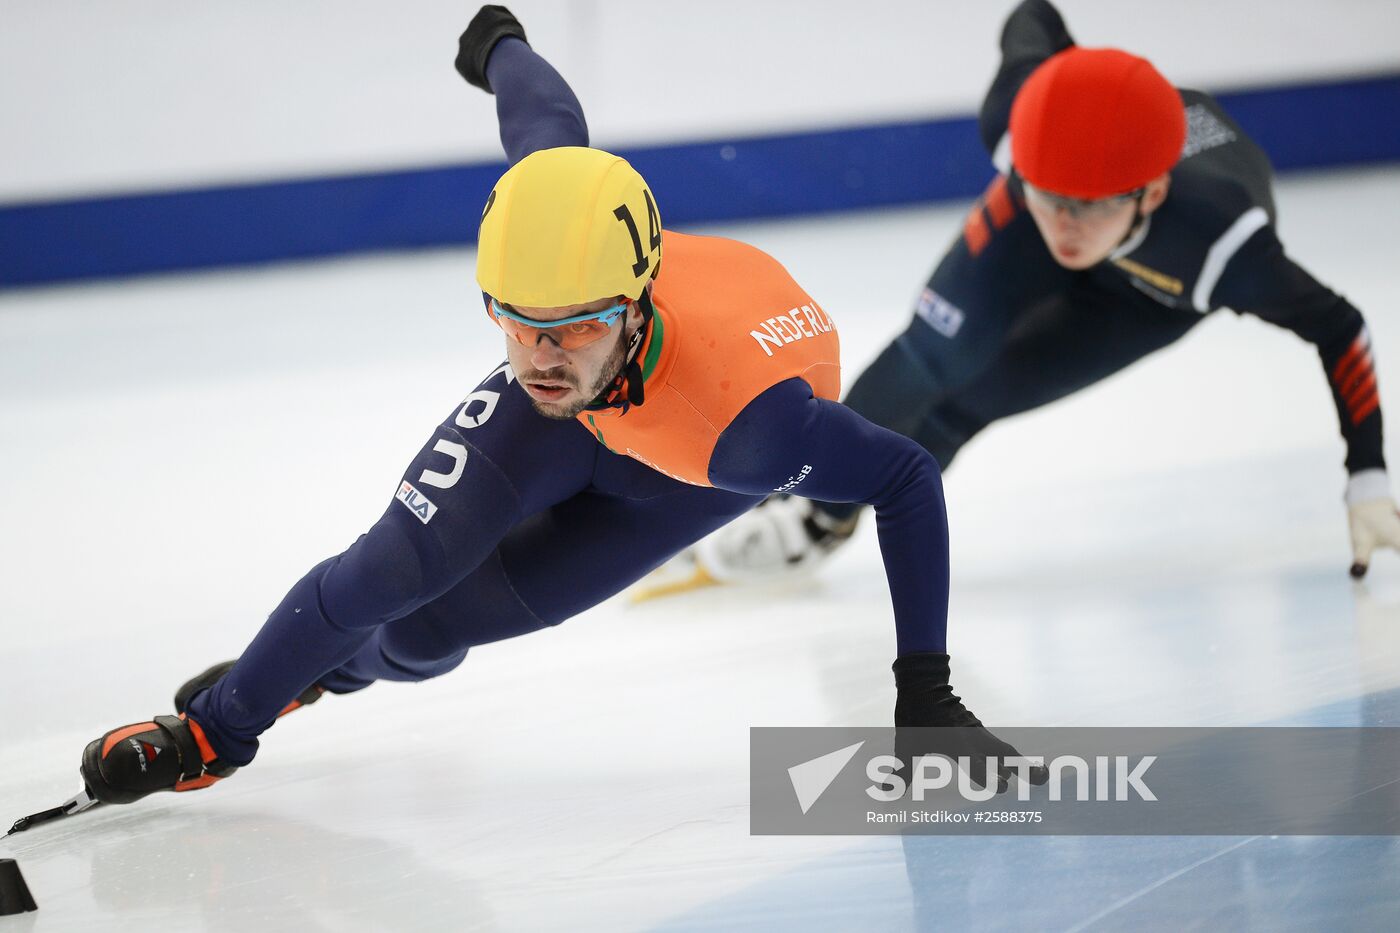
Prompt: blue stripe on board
<box><xmin>2</xmin><ymin>72</ymin><xmax>1397</xmax><ymax>288</ymax></box>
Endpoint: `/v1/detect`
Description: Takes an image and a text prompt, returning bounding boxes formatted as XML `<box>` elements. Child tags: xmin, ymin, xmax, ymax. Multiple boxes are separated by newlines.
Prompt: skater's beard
<box><xmin>517</xmin><ymin>327</ymin><xmax>629</xmax><ymax>421</ymax></box>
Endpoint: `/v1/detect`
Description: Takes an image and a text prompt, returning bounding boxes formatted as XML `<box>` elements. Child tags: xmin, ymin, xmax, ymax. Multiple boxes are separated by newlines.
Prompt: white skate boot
<box><xmin>632</xmin><ymin>498</ymin><xmax>858</xmax><ymax>601</ymax></box>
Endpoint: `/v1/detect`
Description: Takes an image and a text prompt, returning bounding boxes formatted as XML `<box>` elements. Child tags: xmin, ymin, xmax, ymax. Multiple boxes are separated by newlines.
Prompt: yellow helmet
<box><xmin>476</xmin><ymin>146</ymin><xmax>662</xmax><ymax>308</ymax></box>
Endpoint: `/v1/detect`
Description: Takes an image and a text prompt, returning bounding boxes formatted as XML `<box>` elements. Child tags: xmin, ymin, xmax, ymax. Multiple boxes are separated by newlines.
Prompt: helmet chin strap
<box><xmin>591</xmin><ymin>286</ymin><xmax>655</xmax><ymax>413</ymax></box>
<box><xmin>1117</xmin><ymin>188</ymin><xmax>1149</xmax><ymax>249</ymax></box>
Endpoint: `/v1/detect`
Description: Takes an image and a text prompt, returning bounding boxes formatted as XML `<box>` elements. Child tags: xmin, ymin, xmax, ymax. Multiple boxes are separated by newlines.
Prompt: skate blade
<box><xmin>6</xmin><ymin>787</ymin><xmax>101</xmax><ymax>836</ymax></box>
<box><xmin>629</xmin><ymin>560</ymin><xmax>722</xmax><ymax>604</ymax></box>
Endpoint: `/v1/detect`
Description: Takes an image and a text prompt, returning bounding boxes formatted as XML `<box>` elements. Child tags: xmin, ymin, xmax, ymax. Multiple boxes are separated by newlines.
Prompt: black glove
<box><xmin>1002</xmin><ymin>0</ymin><xmax>1076</xmax><ymax>56</ymax></box>
<box><xmin>893</xmin><ymin>652</ymin><xmax>1049</xmax><ymax>794</ymax></box>
<box><xmin>455</xmin><ymin>5</ymin><xmax>528</xmax><ymax>93</ymax></box>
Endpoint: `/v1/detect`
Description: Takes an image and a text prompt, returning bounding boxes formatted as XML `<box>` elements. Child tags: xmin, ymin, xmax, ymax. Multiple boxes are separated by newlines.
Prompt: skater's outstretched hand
<box><xmin>893</xmin><ymin>653</ymin><xmax>1048</xmax><ymax>795</ymax></box>
<box><xmin>1347</xmin><ymin>480</ymin><xmax>1400</xmax><ymax>579</ymax></box>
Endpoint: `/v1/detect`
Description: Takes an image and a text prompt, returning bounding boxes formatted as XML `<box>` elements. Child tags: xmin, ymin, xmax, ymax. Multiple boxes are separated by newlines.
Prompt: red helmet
<box><xmin>1010</xmin><ymin>47</ymin><xmax>1186</xmax><ymax>200</ymax></box>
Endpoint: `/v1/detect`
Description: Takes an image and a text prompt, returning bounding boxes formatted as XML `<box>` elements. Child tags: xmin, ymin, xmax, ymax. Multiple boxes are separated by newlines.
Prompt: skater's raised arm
<box><xmin>979</xmin><ymin>0</ymin><xmax>1076</xmax><ymax>157</ymax></box>
<box><xmin>456</xmin><ymin>5</ymin><xmax>589</xmax><ymax>164</ymax></box>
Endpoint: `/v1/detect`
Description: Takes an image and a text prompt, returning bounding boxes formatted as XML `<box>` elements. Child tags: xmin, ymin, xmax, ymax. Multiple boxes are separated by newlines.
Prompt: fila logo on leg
<box><xmin>395</xmin><ymin>480</ymin><xmax>438</xmax><ymax>524</ymax></box>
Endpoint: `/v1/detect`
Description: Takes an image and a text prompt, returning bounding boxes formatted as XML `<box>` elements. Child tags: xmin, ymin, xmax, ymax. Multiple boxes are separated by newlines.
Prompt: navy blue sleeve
<box><xmin>709</xmin><ymin>378</ymin><xmax>950</xmax><ymax>656</ymax></box>
<box><xmin>484</xmin><ymin>37</ymin><xmax>588</xmax><ymax>164</ymax></box>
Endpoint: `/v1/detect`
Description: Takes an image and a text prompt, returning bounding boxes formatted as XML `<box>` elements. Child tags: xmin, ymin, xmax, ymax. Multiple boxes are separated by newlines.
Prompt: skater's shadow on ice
<box><xmin>80</xmin><ymin>810</ymin><xmax>498</xmax><ymax>930</ymax></box>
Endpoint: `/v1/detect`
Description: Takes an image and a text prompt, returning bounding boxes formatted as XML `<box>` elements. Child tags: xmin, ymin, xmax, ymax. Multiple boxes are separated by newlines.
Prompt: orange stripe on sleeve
<box><xmin>1338</xmin><ymin>354</ymin><xmax>1374</xmax><ymax>396</ymax></box>
<box><xmin>1332</xmin><ymin>335</ymin><xmax>1370</xmax><ymax>385</ymax></box>
<box><xmin>963</xmin><ymin>208</ymin><xmax>991</xmax><ymax>256</ymax></box>
<box><xmin>1345</xmin><ymin>371</ymin><xmax>1378</xmax><ymax>410</ymax></box>
<box><xmin>1351</xmin><ymin>387</ymin><xmax>1381</xmax><ymax>425</ymax></box>
<box><xmin>985</xmin><ymin>176</ymin><xmax>1016</xmax><ymax>229</ymax></box>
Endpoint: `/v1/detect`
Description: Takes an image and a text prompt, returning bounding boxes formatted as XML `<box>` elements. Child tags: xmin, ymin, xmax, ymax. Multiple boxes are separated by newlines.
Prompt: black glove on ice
<box><xmin>893</xmin><ymin>652</ymin><xmax>1049</xmax><ymax>793</ymax></box>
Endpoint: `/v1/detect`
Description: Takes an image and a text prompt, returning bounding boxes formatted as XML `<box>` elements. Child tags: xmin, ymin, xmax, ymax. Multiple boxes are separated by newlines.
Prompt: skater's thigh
<box><xmin>943</xmin><ymin>281</ymin><xmax>1204</xmax><ymax>425</ymax></box>
<box><xmin>497</xmin><ymin>472</ymin><xmax>761</xmax><ymax>624</ymax></box>
<box><xmin>416</xmin><ymin>455</ymin><xmax>761</xmax><ymax>641</ymax></box>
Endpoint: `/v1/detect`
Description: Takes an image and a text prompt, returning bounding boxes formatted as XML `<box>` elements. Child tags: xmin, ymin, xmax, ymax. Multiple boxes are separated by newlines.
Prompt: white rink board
<box><xmin>3</xmin><ymin>0</ymin><xmax>1399</xmax><ymax>200</ymax></box>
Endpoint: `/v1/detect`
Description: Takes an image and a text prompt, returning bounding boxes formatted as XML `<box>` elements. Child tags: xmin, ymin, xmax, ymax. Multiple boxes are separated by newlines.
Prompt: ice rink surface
<box><xmin>3</xmin><ymin>165</ymin><xmax>1400</xmax><ymax>931</ymax></box>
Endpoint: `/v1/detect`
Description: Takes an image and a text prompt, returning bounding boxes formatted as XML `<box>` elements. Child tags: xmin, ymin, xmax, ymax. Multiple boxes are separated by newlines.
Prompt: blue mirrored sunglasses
<box><xmin>484</xmin><ymin>296</ymin><xmax>629</xmax><ymax>349</ymax></box>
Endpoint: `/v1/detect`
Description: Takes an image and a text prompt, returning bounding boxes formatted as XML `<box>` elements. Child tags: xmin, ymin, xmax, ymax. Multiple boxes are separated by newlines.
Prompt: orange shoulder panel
<box><xmin>580</xmin><ymin>232</ymin><xmax>840</xmax><ymax>487</ymax></box>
